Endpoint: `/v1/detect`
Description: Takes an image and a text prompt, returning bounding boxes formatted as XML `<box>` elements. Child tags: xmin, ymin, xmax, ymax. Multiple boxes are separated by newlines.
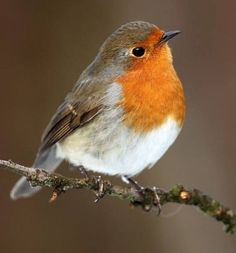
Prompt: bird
<box><xmin>10</xmin><ymin>21</ymin><xmax>185</xmax><ymax>200</ymax></box>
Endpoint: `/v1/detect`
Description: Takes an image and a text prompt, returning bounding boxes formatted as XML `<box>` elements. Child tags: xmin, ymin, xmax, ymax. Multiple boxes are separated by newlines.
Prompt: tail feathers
<box><xmin>10</xmin><ymin>145</ymin><xmax>63</xmax><ymax>200</ymax></box>
<box><xmin>10</xmin><ymin>177</ymin><xmax>41</xmax><ymax>200</ymax></box>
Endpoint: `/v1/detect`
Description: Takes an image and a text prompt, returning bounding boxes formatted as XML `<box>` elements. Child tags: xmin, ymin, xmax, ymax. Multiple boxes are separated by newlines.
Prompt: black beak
<box><xmin>159</xmin><ymin>30</ymin><xmax>181</xmax><ymax>44</ymax></box>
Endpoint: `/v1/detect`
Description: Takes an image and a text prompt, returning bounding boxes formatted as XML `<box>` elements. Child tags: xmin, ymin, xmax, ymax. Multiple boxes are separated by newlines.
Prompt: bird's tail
<box><xmin>10</xmin><ymin>145</ymin><xmax>62</xmax><ymax>200</ymax></box>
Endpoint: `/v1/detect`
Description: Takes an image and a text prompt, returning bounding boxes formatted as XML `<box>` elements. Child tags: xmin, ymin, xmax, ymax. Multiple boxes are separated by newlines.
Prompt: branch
<box><xmin>1</xmin><ymin>159</ymin><xmax>235</xmax><ymax>234</ymax></box>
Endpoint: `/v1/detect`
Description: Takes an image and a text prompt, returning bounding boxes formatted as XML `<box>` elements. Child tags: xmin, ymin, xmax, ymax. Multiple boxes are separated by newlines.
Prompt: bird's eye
<box><xmin>131</xmin><ymin>47</ymin><xmax>145</xmax><ymax>57</ymax></box>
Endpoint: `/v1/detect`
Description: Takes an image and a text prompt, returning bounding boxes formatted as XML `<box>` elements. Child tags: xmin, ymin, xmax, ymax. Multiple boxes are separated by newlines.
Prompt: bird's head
<box><xmin>93</xmin><ymin>21</ymin><xmax>180</xmax><ymax>78</ymax></box>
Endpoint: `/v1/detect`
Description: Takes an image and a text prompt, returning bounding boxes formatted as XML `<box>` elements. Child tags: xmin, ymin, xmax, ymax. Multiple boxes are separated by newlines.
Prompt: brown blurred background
<box><xmin>0</xmin><ymin>0</ymin><xmax>235</xmax><ymax>252</ymax></box>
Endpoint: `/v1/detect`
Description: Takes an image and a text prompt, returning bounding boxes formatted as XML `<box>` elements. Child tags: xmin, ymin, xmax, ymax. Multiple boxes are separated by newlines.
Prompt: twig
<box><xmin>0</xmin><ymin>159</ymin><xmax>235</xmax><ymax>234</ymax></box>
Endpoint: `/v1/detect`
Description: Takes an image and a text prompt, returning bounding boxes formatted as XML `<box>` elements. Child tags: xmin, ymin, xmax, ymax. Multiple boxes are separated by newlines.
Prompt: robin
<box><xmin>11</xmin><ymin>21</ymin><xmax>185</xmax><ymax>202</ymax></box>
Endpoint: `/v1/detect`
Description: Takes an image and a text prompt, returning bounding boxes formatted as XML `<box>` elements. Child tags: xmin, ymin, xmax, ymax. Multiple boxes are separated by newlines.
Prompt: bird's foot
<box><xmin>126</xmin><ymin>177</ymin><xmax>162</xmax><ymax>214</ymax></box>
<box><xmin>92</xmin><ymin>175</ymin><xmax>111</xmax><ymax>203</ymax></box>
<box><xmin>78</xmin><ymin>165</ymin><xmax>90</xmax><ymax>180</ymax></box>
<box><xmin>69</xmin><ymin>164</ymin><xmax>109</xmax><ymax>202</ymax></box>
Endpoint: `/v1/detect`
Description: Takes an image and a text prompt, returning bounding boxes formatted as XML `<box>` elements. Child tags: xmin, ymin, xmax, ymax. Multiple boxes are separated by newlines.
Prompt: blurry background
<box><xmin>0</xmin><ymin>0</ymin><xmax>235</xmax><ymax>252</ymax></box>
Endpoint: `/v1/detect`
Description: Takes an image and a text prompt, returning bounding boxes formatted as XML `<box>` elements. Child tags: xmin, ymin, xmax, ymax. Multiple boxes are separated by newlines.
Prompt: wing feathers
<box><xmin>39</xmin><ymin>86</ymin><xmax>106</xmax><ymax>152</ymax></box>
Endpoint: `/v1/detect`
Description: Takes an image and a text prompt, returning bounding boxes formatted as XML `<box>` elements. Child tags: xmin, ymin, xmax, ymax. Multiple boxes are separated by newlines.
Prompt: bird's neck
<box><xmin>116</xmin><ymin>49</ymin><xmax>185</xmax><ymax>133</ymax></box>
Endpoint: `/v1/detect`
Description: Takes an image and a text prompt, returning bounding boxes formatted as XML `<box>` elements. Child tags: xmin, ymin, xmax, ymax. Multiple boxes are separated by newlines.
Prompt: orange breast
<box><xmin>116</xmin><ymin>45</ymin><xmax>185</xmax><ymax>133</ymax></box>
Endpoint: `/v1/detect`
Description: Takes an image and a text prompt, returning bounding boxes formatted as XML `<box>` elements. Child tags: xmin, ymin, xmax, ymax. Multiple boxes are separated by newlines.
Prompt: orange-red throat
<box><xmin>116</xmin><ymin>29</ymin><xmax>185</xmax><ymax>133</ymax></box>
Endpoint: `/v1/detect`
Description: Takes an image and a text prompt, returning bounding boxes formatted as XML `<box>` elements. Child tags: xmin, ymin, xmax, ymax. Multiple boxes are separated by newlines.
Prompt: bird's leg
<box><xmin>78</xmin><ymin>165</ymin><xmax>90</xmax><ymax>180</ymax></box>
<box><xmin>124</xmin><ymin>176</ymin><xmax>162</xmax><ymax>214</ymax></box>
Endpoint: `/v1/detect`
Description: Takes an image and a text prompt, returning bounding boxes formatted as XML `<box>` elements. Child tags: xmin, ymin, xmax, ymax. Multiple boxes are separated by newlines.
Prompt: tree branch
<box><xmin>1</xmin><ymin>159</ymin><xmax>235</xmax><ymax>234</ymax></box>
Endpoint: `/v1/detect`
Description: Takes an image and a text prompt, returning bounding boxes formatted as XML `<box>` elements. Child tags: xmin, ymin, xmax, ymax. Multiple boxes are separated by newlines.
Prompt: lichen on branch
<box><xmin>0</xmin><ymin>159</ymin><xmax>235</xmax><ymax>234</ymax></box>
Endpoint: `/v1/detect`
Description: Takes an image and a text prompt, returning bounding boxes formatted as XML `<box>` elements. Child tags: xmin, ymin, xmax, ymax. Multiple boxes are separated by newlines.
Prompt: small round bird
<box><xmin>11</xmin><ymin>21</ymin><xmax>185</xmax><ymax>200</ymax></box>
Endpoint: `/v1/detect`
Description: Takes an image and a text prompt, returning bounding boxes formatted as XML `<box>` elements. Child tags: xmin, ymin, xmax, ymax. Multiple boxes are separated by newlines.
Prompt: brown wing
<box><xmin>39</xmin><ymin>81</ymin><xmax>107</xmax><ymax>152</ymax></box>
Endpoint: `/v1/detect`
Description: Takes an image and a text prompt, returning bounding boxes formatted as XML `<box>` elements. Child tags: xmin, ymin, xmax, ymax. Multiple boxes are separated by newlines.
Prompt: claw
<box><xmin>152</xmin><ymin>186</ymin><xmax>162</xmax><ymax>214</ymax></box>
<box><xmin>125</xmin><ymin>176</ymin><xmax>162</xmax><ymax>214</ymax></box>
<box><xmin>92</xmin><ymin>176</ymin><xmax>112</xmax><ymax>203</ymax></box>
<box><xmin>139</xmin><ymin>187</ymin><xmax>162</xmax><ymax>214</ymax></box>
<box><xmin>94</xmin><ymin>176</ymin><xmax>105</xmax><ymax>202</ymax></box>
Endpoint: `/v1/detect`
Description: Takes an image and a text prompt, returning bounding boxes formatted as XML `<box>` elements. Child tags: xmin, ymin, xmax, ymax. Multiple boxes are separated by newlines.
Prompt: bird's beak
<box><xmin>159</xmin><ymin>30</ymin><xmax>181</xmax><ymax>44</ymax></box>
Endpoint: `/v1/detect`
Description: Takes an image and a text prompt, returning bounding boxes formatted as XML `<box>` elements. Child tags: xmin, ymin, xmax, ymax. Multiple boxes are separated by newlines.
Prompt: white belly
<box><xmin>56</xmin><ymin>116</ymin><xmax>181</xmax><ymax>177</ymax></box>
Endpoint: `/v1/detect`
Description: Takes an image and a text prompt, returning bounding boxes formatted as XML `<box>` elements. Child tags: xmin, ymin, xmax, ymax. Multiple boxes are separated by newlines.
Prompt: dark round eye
<box><xmin>132</xmin><ymin>47</ymin><xmax>145</xmax><ymax>57</ymax></box>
